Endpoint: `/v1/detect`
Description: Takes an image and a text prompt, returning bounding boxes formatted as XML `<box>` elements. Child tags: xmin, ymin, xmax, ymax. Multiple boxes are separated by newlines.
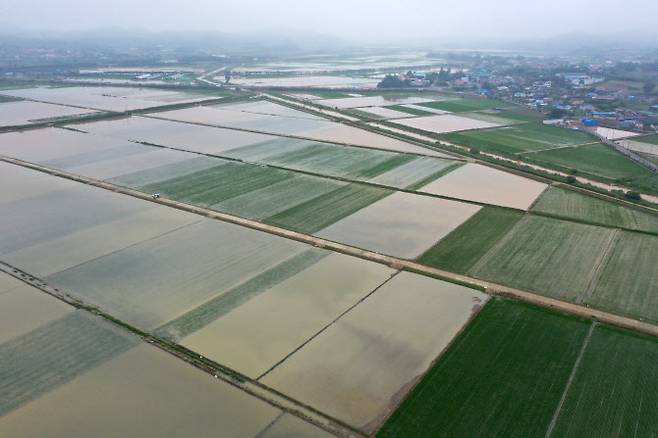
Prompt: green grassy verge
<box><xmin>531</xmin><ymin>187</ymin><xmax>658</xmax><ymax>234</ymax></box>
<box><xmin>551</xmin><ymin>324</ymin><xmax>658</xmax><ymax>437</ymax></box>
<box><xmin>264</xmin><ymin>184</ymin><xmax>392</xmax><ymax>234</ymax></box>
<box><xmin>378</xmin><ymin>298</ymin><xmax>591</xmax><ymax>438</ymax></box>
<box><xmin>417</xmin><ymin>207</ymin><xmax>523</xmax><ymax>273</ymax></box>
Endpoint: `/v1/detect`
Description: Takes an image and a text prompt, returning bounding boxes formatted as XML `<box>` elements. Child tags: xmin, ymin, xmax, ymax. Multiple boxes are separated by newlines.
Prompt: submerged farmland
<box><xmin>2</xmin><ymin>84</ymin><xmax>658</xmax><ymax>437</ymax></box>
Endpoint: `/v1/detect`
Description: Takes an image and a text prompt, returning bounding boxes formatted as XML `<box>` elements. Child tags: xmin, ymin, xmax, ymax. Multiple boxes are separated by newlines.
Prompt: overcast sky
<box><xmin>1</xmin><ymin>0</ymin><xmax>657</xmax><ymax>41</ymax></box>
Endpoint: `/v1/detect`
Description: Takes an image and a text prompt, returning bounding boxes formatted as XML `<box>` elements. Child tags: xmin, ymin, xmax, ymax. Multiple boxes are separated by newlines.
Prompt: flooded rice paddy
<box><xmin>152</xmin><ymin>104</ymin><xmax>448</xmax><ymax>157</ymax></box>
<box><xmin>0</xmin><ymin>340</ymin><xmax>285</xmax><ymax>437</ymax></box>
<box><xmin>0</xmin><ymin>101</ymin><xmax>98</xmax><ymax>127</ymax></box>
<box><xmin>258</xmin><ymin>413</ymin><xmax>335</xmax><ymax>438</ymax></box>
<box><xmin>0</xmin><ymin>164</ymin><xmax>199</xmax><ymax>276</ymax></box>
<box><xmin>0</xmin><ymin>162</ymin><xmax>79</xmax><ymax>205</ymax></box>
<box><xmin>0</xmin><ymin>127</ymin><xmax>194</xmax><ymax>181</ymax></box>
<box><xmin>400</xmin><ymin>103</ymin><xmax>451</xmax><ymax>114</ymax></box>
<box><xmin>391</xmin><ymin>113</ymin><xmax>503</xmax><ymax>134</ymax></box>
<box><xmin>316</xmin><ymin>96</ymin><xmax>432</xmax><ymax>109</ymax></box>
<box><xmin>262</xmin><ymin>271</ymin><xmax>488</xmax><ymax>432</ymax></box>
<box><xmin>179</xmin><ymin>253</ymin><xmax>394</xmax><ymax>378</ymax></box>
<box><xmin>214</xmin><ymin>99</ymin><xmax>324</xmax><ymax>120</ymax></box>
<box><xmin>0</xmin><ymin>283</ymin><xmax>74</xmax><ymax>344</ymax></box>
<box><xmin>228</xmin><ymin>75</ymin><xmax>380</xmax><ymax>88</ymax></box>
<box><xmin>352</xmin><ymin>106</ymin><xmax>413</xmax><ymax>119</ymax></box>
<box><xmin>419</xmin><ymin>163</ymin><xmax>548</xmax><ymax>210</ymax></box>
<box><xmin>593</xmin><ymin>126</ymin><xmax>642</xmax><ymax>140</ymax></box>
<box><xmin>0</xmin><ymin>272</ymin><xmax>25</xmax><ymax>294</ymax></box>
<box><xmin>316</xmin><ymin>192</ymin><xmax>481</xmax><ymax>258</ymax></box>
<box><xmin>617</xmin><ymin>138</ymin><xmax>658</xmax><ymax>155</ymax></box>
<box><xmin>0</xmin><ymin>86</ymin><xmax>216</xmax><ymax>112</ymax></box>
<box><xmin>47</xmin><ymin>219</ymin><xmax>305</xmax><ymax>329</ymax></box>
<box><xmin>75</xmin><ymin>116</ymin><xmax>274</xmax><ymax>155</ymax></box>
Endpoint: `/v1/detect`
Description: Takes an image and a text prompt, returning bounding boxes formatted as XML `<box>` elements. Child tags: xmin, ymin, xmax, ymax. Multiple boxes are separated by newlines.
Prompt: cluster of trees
<box><xmin>377</xmin><ymin>74</ymin><xmax>407</xmax><ymax>88</ymax></box>
<box><xmin>376</xmin><ymin>68</ymin><xmax>456</xmax><ymax>88</ymax></box>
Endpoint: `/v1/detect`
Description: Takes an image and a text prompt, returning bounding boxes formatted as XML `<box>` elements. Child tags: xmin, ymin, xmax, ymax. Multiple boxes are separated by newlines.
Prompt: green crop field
<box><xmin>550</xmin><ymin>325</ymin><xmax>658</xmax><ymax>437</ymax></box>
<box><xmin>384</xmin><ymin>105</ymin><xmax>434</xmax><ymax>116</ymax></box>
<box><xmin>264</xmin><ymin>184</ymin><xmax>392</xmax><ymax>234</ymax></box>
<box><xmin>531</xmin><ymin>187</ymin><xmax>658</xmax><ymax>234</ymax></box>
<box><xmin>588</xmin><ymin>231</ymin><xmax>658</xmax><ymax>323</ymax></box>
<box><xmin>418</xmin><ymin>98</ymin><xmax>512</xmax><ymax>113</ymax></box>
<box><xmin>378</xmin><ymin>299</ymin><xmax>591</xmax><ymax>438</ymax></box>
<box><xmin>441</xmin><ymin>123</ymin><xmax>593</xmax><ymax>155</ymax></box>
<box><xmin>489</xmin><ymin>108</ymin><xmax>544</xmax><ymax>122</ymax></box>
<box><xmin>215</xmin><ymin>174</ymin><xmax>345</xmax><ymax>220</ymax></box>
<box><xmin>471</xmin><ymin>215</ymin><xmax>615</xmax><ymax>301</ymax></box>
<box><xmin>528</xmin><ymin>143</ymin><xmax>653</xmax><ymax>181</ymax></box>
<box><xmin>140</xmin><ymin>162</ymin><xmax>294</xmax><ymax>207</ymax></box>
<box><xmin>417</xmin><ymin>207</ymin><xmax>523</xmax><ymax>273</ymax></box>
<box><xmin>267</xmin><ymin>143</ymin><xmax>417</xmax><ymax>179</ymax></box>
<box><xmin>0</xmin><ymin>311</ymin><xmax>136</xmax><ymax>416</ymax></box>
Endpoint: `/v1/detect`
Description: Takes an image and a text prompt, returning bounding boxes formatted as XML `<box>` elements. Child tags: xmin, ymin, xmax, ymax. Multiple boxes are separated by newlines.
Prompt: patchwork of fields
<box><xmin>2</xmin><ymin>86</ymin><xmax>658</xmax><ymax>437</ymax></box>
<box><xmin>378</xmin><ymin>299</ymin><xmax>592</xmax><ymax>437</ymax></box>
<box><xmin>379</xmin><ymin>299</ymin><xmax>658</xmax><ymax>437</ymax></box>
<box><xmin>0</xmin><ymin>100</ymin><xmax>99</xmax><ymax>127</ymax></box>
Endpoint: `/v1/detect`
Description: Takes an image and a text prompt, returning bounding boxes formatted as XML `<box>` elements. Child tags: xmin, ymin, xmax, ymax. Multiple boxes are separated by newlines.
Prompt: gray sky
<box><xmin>1</xmin><ymin>0</ymin><xmax>657</xmax><ymax>40</ymax></box>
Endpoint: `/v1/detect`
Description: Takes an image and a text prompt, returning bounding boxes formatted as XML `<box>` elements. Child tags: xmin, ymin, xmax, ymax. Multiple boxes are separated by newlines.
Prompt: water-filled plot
<box><xmin>316</xmin><ymin>191</ymin><xmax>481</xmax><ymax>258</ymax></box>
<box><xmin>262</xmin><ymin>271</ymin><xmax>488</xmax><ymax>433</ymax></box>
<box><xmin>47</xmin><ymin>219</ymin><xmax>306</xmax><ymax>329</ymax></box>
<box><xmin>0</xmin><ymin>100</ymin><xmax>98</xmax><ymax>127</ymax></box>
<box><xmin>418</xmin><ymin>163</ymin><xmax>547</xmax><ymax>210</ymax></box>
<box><xmin>177</xmin><ymin>252</ymin><xmax>394</xmax><ymax>378</ymax></box>
<box><xmin>1</xmin><ymin>166</ymin><xmax>199</xmax><ymax>276</ymax></box>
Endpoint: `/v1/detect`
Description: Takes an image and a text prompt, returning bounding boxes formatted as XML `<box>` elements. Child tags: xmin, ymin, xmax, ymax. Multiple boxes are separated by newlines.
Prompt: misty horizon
<box><xmin>1</xmin><ymin>0</ymin><xmax>657</xmax><ymax>43</ymax></box>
